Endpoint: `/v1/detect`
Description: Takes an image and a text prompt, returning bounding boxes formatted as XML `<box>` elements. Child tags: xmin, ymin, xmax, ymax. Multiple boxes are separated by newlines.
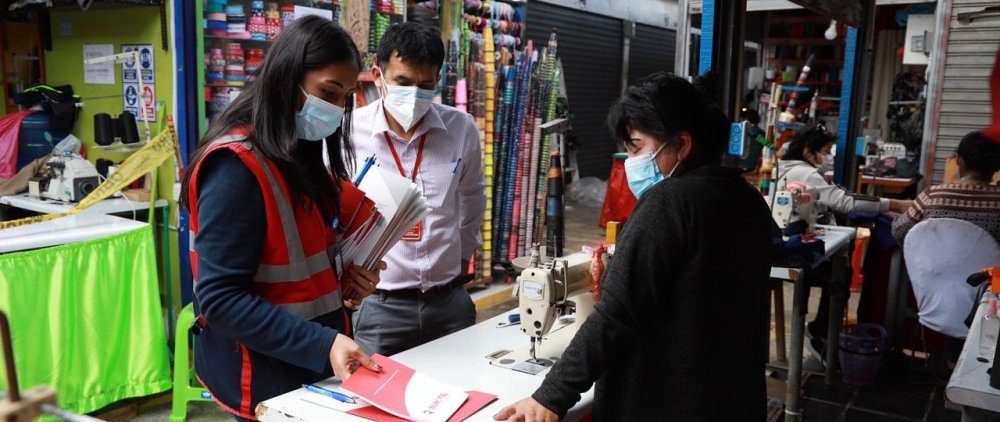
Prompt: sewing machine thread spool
<box><xmin>93</xmin><ymin>113</ymin><xmax>114</xmax><ymax>146</ymax></box>
<box><xmin>119</xmin><ymin>112</ymin><xmax>141</xmax><ymax>144</ymax></box>
<box><xmin>545</xmin><ymin>151</ymin><xmax>564</xmax><ymax>258</ymax></box>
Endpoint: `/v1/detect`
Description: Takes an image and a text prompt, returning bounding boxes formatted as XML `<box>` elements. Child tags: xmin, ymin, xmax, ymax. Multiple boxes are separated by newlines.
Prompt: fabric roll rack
<box><xmin>438</xmin><ymin>0</ymin><xmax>566</xmax><ymax>282</ymax></box>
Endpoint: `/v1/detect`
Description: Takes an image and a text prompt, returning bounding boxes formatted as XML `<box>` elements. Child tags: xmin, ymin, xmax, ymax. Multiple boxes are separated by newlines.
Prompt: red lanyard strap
<box><xmin>383</xmin><ymin>131</ymin><xmax>427</xmax><ymax>182</ymax></box>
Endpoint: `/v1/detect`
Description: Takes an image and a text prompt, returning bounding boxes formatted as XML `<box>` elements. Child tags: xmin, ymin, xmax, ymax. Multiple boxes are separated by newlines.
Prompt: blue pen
<box><xmin>354</xmin><ymin>155</ymin><xmax>376</xmax><ymax>186</ymax></box>
<box><xmin>452</xmin><ymin>158</ymin><xmax>462</xmax><ymax>174</ymax></box>
<box><xmin>303</xmin><ymin>384</ymin><xmax>357</xmax><ymax>404</ymax></box>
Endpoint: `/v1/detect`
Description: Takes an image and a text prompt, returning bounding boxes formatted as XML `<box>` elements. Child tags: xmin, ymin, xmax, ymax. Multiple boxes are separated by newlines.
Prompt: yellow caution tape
<box><xmin>0</xmin><ymin>128</ymin><xmax>177</xmax><ymax>230</ymax></box>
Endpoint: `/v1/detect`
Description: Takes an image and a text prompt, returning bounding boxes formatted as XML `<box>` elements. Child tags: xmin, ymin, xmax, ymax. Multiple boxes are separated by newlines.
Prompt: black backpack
<box><xmin>16</xmin><ymin>85</ymin><xmax>81</xmax><ymax>134</ymax></box>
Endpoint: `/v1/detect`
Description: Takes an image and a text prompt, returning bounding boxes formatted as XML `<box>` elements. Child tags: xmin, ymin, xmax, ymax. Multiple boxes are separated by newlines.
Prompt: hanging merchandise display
<box><xmin>198</xmin><ymin>1</ymin><xmax>391</xmax><ymax>131</ymax></box>
<box><xmin>439</xmin><ymin>0</ymin><xmax>567</xmax><ymax>281</ymax></box>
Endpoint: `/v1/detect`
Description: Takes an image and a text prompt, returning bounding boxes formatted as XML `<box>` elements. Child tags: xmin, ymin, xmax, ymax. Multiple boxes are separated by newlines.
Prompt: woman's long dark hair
<box><xmin>182</xmin><ymin>16</ymin><xmax>361</xmax><ymax>218</ymax></box>
<box><xmin>784</xmin><ymin>123</ymin><xmax>835</xmax><ymax>166</ymax></box>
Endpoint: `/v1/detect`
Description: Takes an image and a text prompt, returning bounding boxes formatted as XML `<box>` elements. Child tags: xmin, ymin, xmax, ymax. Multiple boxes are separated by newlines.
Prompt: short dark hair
<box><xmin>784</xmin><ymin>123</ymin><xmax>835</xmax><ymax>164</ymax></box>
<box><xmin>607</xmin><ymin>71</ymin><xmax>730</xmax><ymax>170</ymax></box>
<box><xmin>376</xmin><ymin>22</ymin><xmax>444</xmax><ymax>71</ymax></box>
<box><xmin>957</xmin><ymin>130</ymin><xmax>1000</xmax><ymax>177</ymax></box>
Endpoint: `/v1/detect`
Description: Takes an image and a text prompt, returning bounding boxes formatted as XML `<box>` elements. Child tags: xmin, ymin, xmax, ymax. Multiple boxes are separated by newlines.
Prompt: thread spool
<box><xmin>94</xmin><ymin>113</ymin><xmax>114</xmax><ymax>146</ymax></box>
<box><xmin>111</xmin><ymin>116</ymin><xmax>124</xmax><ymax>143</ymax></box>
<box><xmin>119</xmin><ymin>112</ymin><xmax>140</xmax><ymax>144</ymax></box>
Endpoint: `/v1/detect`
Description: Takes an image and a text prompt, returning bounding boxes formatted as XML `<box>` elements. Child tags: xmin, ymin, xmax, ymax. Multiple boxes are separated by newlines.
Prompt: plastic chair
<box><xmin>170</xmin><ymin>303</ymin><xmax>213</xmax><ymax>422</ymax></box>
<box><xmin>903</xmin><ymin>218</ymin><xmax>1000</xmax><ymax>339</ymax></box>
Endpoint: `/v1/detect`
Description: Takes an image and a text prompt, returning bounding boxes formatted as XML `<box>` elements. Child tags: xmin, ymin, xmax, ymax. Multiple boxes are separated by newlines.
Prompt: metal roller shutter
<box><xmin>931</xmin><ymin>0</ymin><xmax>1000</xmax><ymax>183</ymax></box>
<box><xmin>629</xmin><ymin>24</ymin><xmax>677</xmax><ymax>84</ymax></box>
<box><xmin>526</xmin><ymin>2</ymin><xmax>623</xmax><ymax>179</ymax></box>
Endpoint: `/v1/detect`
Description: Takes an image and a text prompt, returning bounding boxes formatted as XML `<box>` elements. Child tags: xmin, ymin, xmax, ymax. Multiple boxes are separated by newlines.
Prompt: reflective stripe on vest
<box><xmin>189</xmin><ymin>133</ymin><xmax>342</xmax><ymax>320</ymax></box>
<box><xmin>274</xmin><ymin>290</ymin><xmax>343</xmax><ymax>321</ymax></box>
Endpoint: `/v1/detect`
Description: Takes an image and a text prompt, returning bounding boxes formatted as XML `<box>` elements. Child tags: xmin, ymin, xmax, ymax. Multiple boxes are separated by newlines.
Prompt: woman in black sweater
<box><xmin>495</xmin><ymin>73</ymin><xmax>774</xmax><ymax>421</ymax></box>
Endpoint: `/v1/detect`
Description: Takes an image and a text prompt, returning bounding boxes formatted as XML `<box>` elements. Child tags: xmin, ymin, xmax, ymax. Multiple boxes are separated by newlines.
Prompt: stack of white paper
<box><xmin>339</xmin><ymin>166</ymin><xmax>431</xmax><ymax>271</ymax></box>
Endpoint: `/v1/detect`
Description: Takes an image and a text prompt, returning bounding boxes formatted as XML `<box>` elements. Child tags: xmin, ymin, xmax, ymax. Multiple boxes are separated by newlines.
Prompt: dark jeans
<box><xmin>352</xmin><ymin>286</ymin><xmax>476</xmax><ymax>356</ymax></box>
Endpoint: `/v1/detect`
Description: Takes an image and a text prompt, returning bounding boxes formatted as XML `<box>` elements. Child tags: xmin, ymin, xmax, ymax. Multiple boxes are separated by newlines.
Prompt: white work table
<box><xmin>0</xmin><ymin>192</ymin><xmax>168</xmax><ymax>216</ymax></box>
<box><xmin>0</xmin><ymin>212</ymin><xmax>148</xmax><ymax>253</ymax></box>
<box><xmin>258</xmin><ymin>307</ymin><xmax>594</xmax><ymax>421</ymax></box>
<box><xmin>947</xmin><ymin>298</ymin><xmax>1000</xmax><ymax>421</ymax></box>
<box><xmin>769</xmin><ymin>225</ymin><xmax>855</xmax><ymax>280</ymax></box>
<box><xmin>769</xmin><ymin>224</ymin><xmax>856</xmax><ymax>422</ymax></box>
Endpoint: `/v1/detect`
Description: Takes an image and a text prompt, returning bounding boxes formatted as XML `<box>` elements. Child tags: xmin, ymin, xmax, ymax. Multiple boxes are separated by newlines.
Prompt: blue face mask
<box><xmin>624</xmin><ymin>144</ymin><xmax>679</xmax><ymax>198</ymax></box>
<box><xmin>295</xmin><ymin>87</ymin><xmax>345</xmax><ymax>141</ymax></box>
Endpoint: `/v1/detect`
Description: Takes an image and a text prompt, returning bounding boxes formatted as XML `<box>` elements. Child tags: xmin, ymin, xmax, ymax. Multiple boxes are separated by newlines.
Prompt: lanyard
<box><xmin>383</xmin><ymin>131</ymin><xmax>427</xmax><ymax>182</ymax></box>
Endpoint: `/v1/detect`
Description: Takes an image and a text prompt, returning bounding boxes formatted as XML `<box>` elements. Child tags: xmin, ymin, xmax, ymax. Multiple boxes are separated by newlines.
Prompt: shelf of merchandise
<box><xmin>195</xmin><ymin>1</ymin><xmax>400</xmax><ymax>137</ymax></box>
<box><xmin>763</xmin><ymin>10</ymin><xmax>847</xmax><ymax>125</ymax></box>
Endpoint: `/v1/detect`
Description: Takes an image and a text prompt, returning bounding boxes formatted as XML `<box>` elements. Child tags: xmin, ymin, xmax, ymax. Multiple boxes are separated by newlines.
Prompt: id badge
<box><xmin>402</xmin><ymin>221</ymin><xmax>423</xmax><ymax>241</ymax></box>
<box><xmin>330</xmin><ymin>244</ymin><xmax>345</xmax><ymax>279</ymax></box>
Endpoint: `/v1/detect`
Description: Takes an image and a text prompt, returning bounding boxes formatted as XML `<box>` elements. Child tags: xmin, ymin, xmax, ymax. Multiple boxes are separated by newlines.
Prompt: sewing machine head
<box><xmin>772</xmin><ymin>181</ymin><xmax>815</xmax><ymax>232</ymax></box>
<box><xmin>514</xmin><ymin>245</ymin><xmax>593</xmax><ymax>360</ymax></box>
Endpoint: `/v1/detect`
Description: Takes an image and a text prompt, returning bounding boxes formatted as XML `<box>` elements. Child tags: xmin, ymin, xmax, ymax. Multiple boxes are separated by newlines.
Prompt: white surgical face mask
<box><xmin>295</xmin><ymin>87</ymin><xmax>345</xmax><ymax>141</ymax></box>
<box><xmin>624</xmin><ymin>144</ymin><xmax>679</xmax><ymax>198</ymax></box>
<box><xmin>380</xmin><ymin>73</ymin><xmax>434</xmax><ymax>132</ymax></box>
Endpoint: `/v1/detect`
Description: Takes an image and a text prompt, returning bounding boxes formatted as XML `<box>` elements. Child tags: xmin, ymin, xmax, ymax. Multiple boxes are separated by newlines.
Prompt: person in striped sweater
<box><xmin>892</xmin><ymin>130</ymin><xmax>1000</xmax><ymax>246</ymax></box>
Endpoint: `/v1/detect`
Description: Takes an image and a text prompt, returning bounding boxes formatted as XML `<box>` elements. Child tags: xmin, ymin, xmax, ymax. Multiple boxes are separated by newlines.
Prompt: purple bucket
<box><xmin>839</xmin><ymin>323</ymin><xmax>888</xmax><ymax>386</ymax></box>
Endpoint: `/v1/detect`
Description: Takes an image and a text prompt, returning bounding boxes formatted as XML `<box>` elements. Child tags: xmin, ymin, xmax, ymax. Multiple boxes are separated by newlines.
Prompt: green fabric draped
<box><xmin>0</xmin><ymin>226</ymin><xmax>171</xmax><ymax>414</ymax></box>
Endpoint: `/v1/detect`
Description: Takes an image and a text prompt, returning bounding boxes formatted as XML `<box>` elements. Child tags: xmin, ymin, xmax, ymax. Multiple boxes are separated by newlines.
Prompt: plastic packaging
<box><xmin>51</xmin><ymin>133</ymin><xmax>83</xmax><ymax>156</ymax></box>
<box><xmin>567</xmin><ymin>176</ymin><xmax>607</xmax><ymax>207</ymax></box>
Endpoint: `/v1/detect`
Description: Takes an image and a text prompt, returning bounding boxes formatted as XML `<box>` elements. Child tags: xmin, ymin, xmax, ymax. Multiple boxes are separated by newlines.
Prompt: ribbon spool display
<box><xmin>443</xmin><ymin>0</ymin><xmax>564</xmax><ymax>277</ymax></box>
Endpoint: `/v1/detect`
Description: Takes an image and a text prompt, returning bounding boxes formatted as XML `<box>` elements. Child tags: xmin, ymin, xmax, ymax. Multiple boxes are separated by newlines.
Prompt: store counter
<box><xmin>258</xmin><ymin>300</ymin><xmax>595</xmax><ymax>421</ymax></box>
<box><xmin>0</xmin><ymin>212</ymin><xmax>147</xmax><ymax>253</ymax></box>
<box><xmin>947</xmin><ymin>299</ymin><xmax>1000</xmax><ymax>421</ymax></box>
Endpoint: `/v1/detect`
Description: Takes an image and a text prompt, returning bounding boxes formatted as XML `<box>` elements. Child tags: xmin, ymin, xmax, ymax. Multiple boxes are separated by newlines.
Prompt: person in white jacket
<box><xmin>775</xmin><ymin>123</ymin><xmax>911</xmax><ymax>364</ymax></box>
<box><xmin>777</xmin><ymin>123</ymin><xmax>911</xmax><ymax>229</ymax></box>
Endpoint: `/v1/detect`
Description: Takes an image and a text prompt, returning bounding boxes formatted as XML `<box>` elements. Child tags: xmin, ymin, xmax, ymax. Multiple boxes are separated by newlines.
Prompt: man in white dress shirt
<box><xmin>349</xmin><ymin>22</ymin><xmax>486</xmax><ymax>356</ymax></box>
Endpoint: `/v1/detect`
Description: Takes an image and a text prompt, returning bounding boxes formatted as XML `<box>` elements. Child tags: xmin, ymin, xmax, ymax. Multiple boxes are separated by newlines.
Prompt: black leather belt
<box><xmin>375</xmin><ymin>274</ymin><xmax>474</xmax><ymax>301</ymax></box>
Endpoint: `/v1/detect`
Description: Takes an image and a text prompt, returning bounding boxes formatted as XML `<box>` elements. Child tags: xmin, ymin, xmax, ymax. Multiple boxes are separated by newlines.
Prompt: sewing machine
<box><xmin>497</xmin><ymin>245</ymin><xmax>593</xmax><ymax>375</ymax></box>
<box><xmin>28</xmin><ymin>155</ymin><xmax>101</xmax><ymax>202</ymax></box>
<box><xmin>771</xmin><ymin>181</ymin><xmax>814</xmax><ymax>232</ymax></box>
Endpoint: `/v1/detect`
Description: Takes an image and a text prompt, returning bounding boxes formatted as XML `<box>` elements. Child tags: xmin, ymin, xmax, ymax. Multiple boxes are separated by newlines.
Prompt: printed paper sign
<box><xmin>123</xmin><ymin>83</ymin><xmax>156</xmax><ymax>123</ymax></box>
<box><xmin>83</xmin><ymin>44</ymin><xmax>115</xmax><ymax>84</ymax></box>
<box><xmin>121</xmin><ymin>44</ymin><xmax>155</xmax><ymax>85</ymax></box>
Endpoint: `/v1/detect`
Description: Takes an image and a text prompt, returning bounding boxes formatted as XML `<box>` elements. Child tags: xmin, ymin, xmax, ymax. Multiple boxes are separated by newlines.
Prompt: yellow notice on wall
<box><xmin>0</xmin><ymin>127</ymin><xmax>176</xmax><ymax>230</ymax></box>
